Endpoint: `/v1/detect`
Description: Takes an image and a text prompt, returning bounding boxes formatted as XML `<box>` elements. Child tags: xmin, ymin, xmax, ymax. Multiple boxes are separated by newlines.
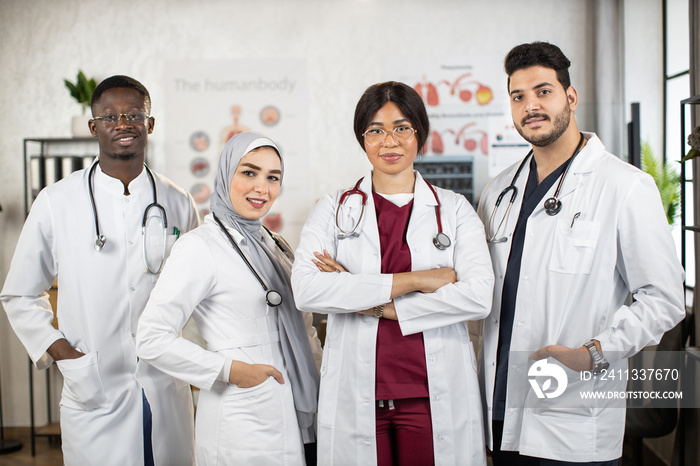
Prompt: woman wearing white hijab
<box><xmin>136</xmin><ymin>132</ymin><xmax>321</xmax><ymax>466</ymax></box>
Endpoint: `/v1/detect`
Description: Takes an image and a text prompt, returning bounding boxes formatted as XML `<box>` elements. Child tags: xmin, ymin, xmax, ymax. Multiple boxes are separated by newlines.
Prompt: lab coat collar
<box><xmin>569</xmin><ymin>132</ymin><xmax>606</xmax><ymax>175</ymax></box>
<box><xmin>205</xmin><ymin>213</ymin><xmax>247</xmax><ymax>245</ymax></box>
<box><xmin>555</xmin><ymin>132</ymin><xmax>605</xmax><ymax>201</ymax></box>
<box><xmin>93</xmin><ymin>160</ymin><xmax>150</xmax><ymax>196</ymax></box>
<box><xmin>413</xmin><ymin>171</ymin><xmax>438</xmax><ymax>207</ymax></box>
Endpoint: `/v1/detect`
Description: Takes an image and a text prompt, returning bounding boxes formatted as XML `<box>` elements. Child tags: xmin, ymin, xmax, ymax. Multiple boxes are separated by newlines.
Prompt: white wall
<box><xmin>0</xmin><ymin>0</ymin><xmax>657</xmax><ymax>426</ymax></box>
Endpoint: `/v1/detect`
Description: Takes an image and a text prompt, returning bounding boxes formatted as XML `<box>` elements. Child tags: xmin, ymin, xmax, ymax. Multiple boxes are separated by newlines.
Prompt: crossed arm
<box><xmin>311</xmin><ymin>249</ymin><xmax>456</xmax><ymax>321</ymax></box>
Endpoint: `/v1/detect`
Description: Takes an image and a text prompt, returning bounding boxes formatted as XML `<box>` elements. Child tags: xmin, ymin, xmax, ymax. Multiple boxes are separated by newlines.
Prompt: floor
<box><xmin>0</xmin><ymin>427</ymin><xmax>62</xmax><ymax>466</ymax></box>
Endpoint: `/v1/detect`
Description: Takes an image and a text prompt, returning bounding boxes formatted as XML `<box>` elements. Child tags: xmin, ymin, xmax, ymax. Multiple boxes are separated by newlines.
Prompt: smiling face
<box><xmin>508</xmin><ymin>65</ymin><xmax>577</xmax><ymax>147</ymax></box>
<box><xmin>229</xmin><ymin>147</ymin><xmax>282</xmax><ymax>220</ymax></box>
<box><xmin>363</xmin><ymin>101</ymin><xmax>418</xmax><ymax>178</ymax></box>
<box><xmin>89</xmin><ymin>87</ymin><xmax>154</xmax><ymax>161</ymax></box>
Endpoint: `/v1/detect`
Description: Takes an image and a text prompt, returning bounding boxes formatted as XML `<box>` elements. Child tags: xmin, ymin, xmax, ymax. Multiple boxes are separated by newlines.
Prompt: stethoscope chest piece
<box><xmin>433</xmin><ymin>232</ymin><xmax>451</xmax><ymax>250</ymax></box>
<box><xmin>94</xmin><ymin>235</ymin><xmax>106</xmax><ymax>252</ymax></box>
<box><xmin>266</xmin><ymin>290</ymin><xmax>283</xmax><ymax>307</ymax></box>
<box><xmin>544</xmin><ymin>197</ymin><xmax>562</xmax><ymax>216</ymax></box>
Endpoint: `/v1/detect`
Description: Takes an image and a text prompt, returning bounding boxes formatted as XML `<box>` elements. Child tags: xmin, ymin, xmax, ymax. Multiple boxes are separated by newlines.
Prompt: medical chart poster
<box><xmin>383</xmin><ymin>55</ymin><xmax>525</xmax><ymax>199</ymax></box>
<box><xmin>164</xmin><ymin>59</ymin><xmax>309</xmax><ymax>243</ymax></box>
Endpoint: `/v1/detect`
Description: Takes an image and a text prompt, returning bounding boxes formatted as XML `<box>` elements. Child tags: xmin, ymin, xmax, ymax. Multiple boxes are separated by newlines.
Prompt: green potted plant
<box><xmin>64</xmin><ymin>71</ymin><xmax>97</xmax><ymax>137</ymax></box>
<box><xmin>641</xmin><ymin>141</ymin><xmax>680</xmax><ymax>226</ymax></box>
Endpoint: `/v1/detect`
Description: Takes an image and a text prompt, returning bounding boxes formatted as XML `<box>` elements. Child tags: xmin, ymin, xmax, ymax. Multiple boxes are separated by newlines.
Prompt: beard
<box><xmin>113</xmin><ymin>151</ymin><xmax>138</xmax><ymax>160</ymax></box>
<box><xmin>515</xmin><ymin>104</ymin><xmax>571</xmax><ymax>147</ymax></box>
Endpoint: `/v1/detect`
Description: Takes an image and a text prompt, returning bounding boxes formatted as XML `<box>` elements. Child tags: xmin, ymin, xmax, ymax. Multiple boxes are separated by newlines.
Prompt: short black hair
<box><xmin>91</xmin><ymin>75</ymin><xmax>151</xmax><ymax>114</ymax></box>
<box><xmin>504</xmin><ymin>42</ymin><xmax>572</xmax><ymax>91</ymax></box>
<box><xmin>353</xmin><ymin>81</ymin><xmax>429</xmax><ymax>153</ymax></box>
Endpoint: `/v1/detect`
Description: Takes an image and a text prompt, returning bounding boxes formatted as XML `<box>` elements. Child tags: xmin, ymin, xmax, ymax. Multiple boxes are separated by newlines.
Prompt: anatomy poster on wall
<box><xmin>383</xmin><ymin>55</ymin><xmax>525</xmax><ymax>200</ymax></box>
<box><xmin>164</xmin><ymin>59</ymin><xmax>309</xmax><ymax>243</ymax></box>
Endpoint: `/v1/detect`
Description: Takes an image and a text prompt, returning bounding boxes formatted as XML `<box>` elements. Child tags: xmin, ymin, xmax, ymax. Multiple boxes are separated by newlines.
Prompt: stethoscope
<box><xmin>336</xmin><ymin>177</ymin><xmax>452</xmax><ymax>250</ymax></box>
<box><xmin>487</xmin><ymin>133</ymin><xmax>585</xmax><ymax>243</ymax></box>
<box><xmin>212</xmin><ymin>212</ymin><xmax>283</xmax><ymax>307</ymax></box>
<box><xmin>88</xmin><ymin>160</ymin><xmax>168</xmax><ymax>274</ymax></box>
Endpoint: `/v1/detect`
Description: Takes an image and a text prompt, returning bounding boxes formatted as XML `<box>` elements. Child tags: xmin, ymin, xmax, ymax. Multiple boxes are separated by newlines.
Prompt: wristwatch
<box><xmin>584</xmin><ymin>340</ymin><xmax>609</xmax><ymax>374</ymax></box>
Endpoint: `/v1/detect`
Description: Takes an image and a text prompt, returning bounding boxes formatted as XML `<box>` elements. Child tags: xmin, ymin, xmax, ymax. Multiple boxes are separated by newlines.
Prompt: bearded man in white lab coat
<box><xmin>476</xmin><ymin>42</ymin><xmax>685</xmax><ymax>465</ymax></box>
<box><xmin>1</xmin><ymin>75</ymin><xmax>199</xmax><ymax>465</ymax></box>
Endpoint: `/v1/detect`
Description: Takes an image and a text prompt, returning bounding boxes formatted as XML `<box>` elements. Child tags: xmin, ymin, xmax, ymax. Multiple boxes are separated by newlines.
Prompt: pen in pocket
<box><xmin>570</xmin><ymin>212</ymin><xmax>581</xmax><ymax>228</ymax></box>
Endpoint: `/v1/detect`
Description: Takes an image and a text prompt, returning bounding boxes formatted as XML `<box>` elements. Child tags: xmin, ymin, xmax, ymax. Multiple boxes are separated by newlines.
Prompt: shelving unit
<box><xmin>22</xmin><ymin>137</ymin><xmax>98</xmax><ymax>455</ymax></box>
<box><xmin>678</xmin><ymin>94</ymin><xmax>700</xmax><ymax>466</ymax></box>
<box><xmin>413</xmin><ymin>155</ymin><xmax>474</xmax><ymax>204</ymax></box>
<box><xmin>23</xmin><ymin>138</ymin><xmax>98</xmax><ymax>215</ymax></box>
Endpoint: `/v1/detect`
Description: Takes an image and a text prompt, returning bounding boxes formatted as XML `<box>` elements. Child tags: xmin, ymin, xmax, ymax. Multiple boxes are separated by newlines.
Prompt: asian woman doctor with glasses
<box><xmin>291</xmin><ymin>81</ymin><xmax>494</xmax><ymax>466</ymax></box>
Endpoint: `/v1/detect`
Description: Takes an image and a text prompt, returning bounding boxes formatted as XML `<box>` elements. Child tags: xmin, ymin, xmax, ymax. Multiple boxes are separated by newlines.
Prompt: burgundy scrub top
<box><xmin>372</xmin><ymin>192</ymin><xmax>429</xmax><ymax>401</ymax></box>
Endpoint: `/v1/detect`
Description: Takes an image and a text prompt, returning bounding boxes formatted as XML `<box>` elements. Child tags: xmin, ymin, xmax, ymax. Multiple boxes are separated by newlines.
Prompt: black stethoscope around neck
<box><xmin>212</xmin><ymin>213</ymin><xmax>283</xmax><ymax>307</ymax></box>
<box><xmin>88</xmin><ymin>160</ymin><xmax>168</xmax><ymax>274</ymax></box>
<box><xmin>487</xmin><ymin>133</ymin><xmax>585</xmax><ymax>243</ymax></box>
<box><xmin>336</xmin><ymin>176</ymin><xmax>451</xmax><ymax>250</ymax></box>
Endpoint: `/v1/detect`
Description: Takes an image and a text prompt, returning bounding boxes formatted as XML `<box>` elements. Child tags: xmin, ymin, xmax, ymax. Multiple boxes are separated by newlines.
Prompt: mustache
<box><xmin>521</xmin><ymin>113</ymin><xmax>550</xmax><ymax>126</ymax></box>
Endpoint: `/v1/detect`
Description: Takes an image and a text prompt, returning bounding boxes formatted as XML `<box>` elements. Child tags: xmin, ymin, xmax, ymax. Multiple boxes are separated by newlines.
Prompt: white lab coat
<box><xmin>136</xmin><ymin>214</ymin><xmax>323</xmax><ymax>466</ymax></box>
<box><xmin>475</xmin><ymin>133</ymin><xmax>685</xmax><ymax>462</ymax></box>
<box><xmin>1</xmin><ymin>163</ymin><xmax>199</xmax><ymax>466</ymax></box>
<box><xmin>292</xmin><ymin>171</ymin><xmax>494</xmax><ymax>466</ymax></box>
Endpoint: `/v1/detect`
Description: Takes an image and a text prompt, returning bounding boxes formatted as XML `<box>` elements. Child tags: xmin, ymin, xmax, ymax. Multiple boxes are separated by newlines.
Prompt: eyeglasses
<box><xmin>92</xmin><ymin>113</ymin><xmax>150</xmax><ymax>126</ymax></box>
<box><xmin>362</xmin><ymin>126</ymin><xmax>417</xmax><ymax>146</ymax></box>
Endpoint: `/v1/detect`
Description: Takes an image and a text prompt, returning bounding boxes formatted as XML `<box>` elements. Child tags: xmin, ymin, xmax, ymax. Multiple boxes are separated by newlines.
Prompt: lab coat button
<box><xmin>129</xmin><ymin>241</ymin><xmax>134</xmax><ymax>245</ymax></box>
<box><xmin>432</xmin><ymin>395</ymin><xmax>440</xmax><ymax>402</ymax></box>
<box><xmin>436</xmin><ymin>433</ymin><xmax>444</xmax><ymax>441</ymax></box>
<box><xmin>429</xmin><ymin>356</ymin><xmax>436</xmax><ymax>363</ymax></box>
<box><xmin>414</xmin><ymin>248</ymin><xmax>420</xmax><ymax>253</ymax></box>
<box><xmin>523</xmin><ymin>275</ymin><xmax>528</xmax><ymax>281</ymax></box>
<box><xmin>125</xmin><ymin>198</ymin><xmax>130</xmax><ymax>203</ymax></box>
<box><xmin>130</xmin><ymin>287</ymin><xmax>135</xmax><ymax>292</ymax></box>
<box><xmin>131</xmin><ymin>333</ymin><xmax>136</xmax><ymax>338</ymax></box>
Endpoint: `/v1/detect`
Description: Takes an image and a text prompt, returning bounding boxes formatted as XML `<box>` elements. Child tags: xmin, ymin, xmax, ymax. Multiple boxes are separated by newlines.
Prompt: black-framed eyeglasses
<box><xmin>91</xmin><ymin>113</ymin><xmax>150</xmax><ymax>126</ymax></box>
<box><xmin>362</xmin><ymin>126</ymin><xmax>417</xmax><ymax>146</ymax></box>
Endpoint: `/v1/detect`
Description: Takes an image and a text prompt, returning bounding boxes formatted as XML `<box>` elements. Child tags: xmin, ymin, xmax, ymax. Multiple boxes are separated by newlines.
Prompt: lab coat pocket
<box><xmin>549</xmin><ymin>219</ymin><xmax>600</xmax><ymax>275</ymax></box>
<box><xmin>317</xmin><ymin>347</ymin><xmax>341</xmax><ymax>428</ymax></box>
<box><xmin>147</xmin><ymin>234</ymin><xmax>177</xmax><ymax>280</ymax></box>
<box><xmin>457</xmin><ymin>324</ymin><xmax>478</xmax><ymax>372</ymax></box>
<box><xmin>220</xmin><ymin>376</ymin><xmax>285</xmax><ymax>452</ymax></box>
<box><xmin>56</xmin><ymin>351</ymin><xmax>109</xmax><ymax>411</ymax></box>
